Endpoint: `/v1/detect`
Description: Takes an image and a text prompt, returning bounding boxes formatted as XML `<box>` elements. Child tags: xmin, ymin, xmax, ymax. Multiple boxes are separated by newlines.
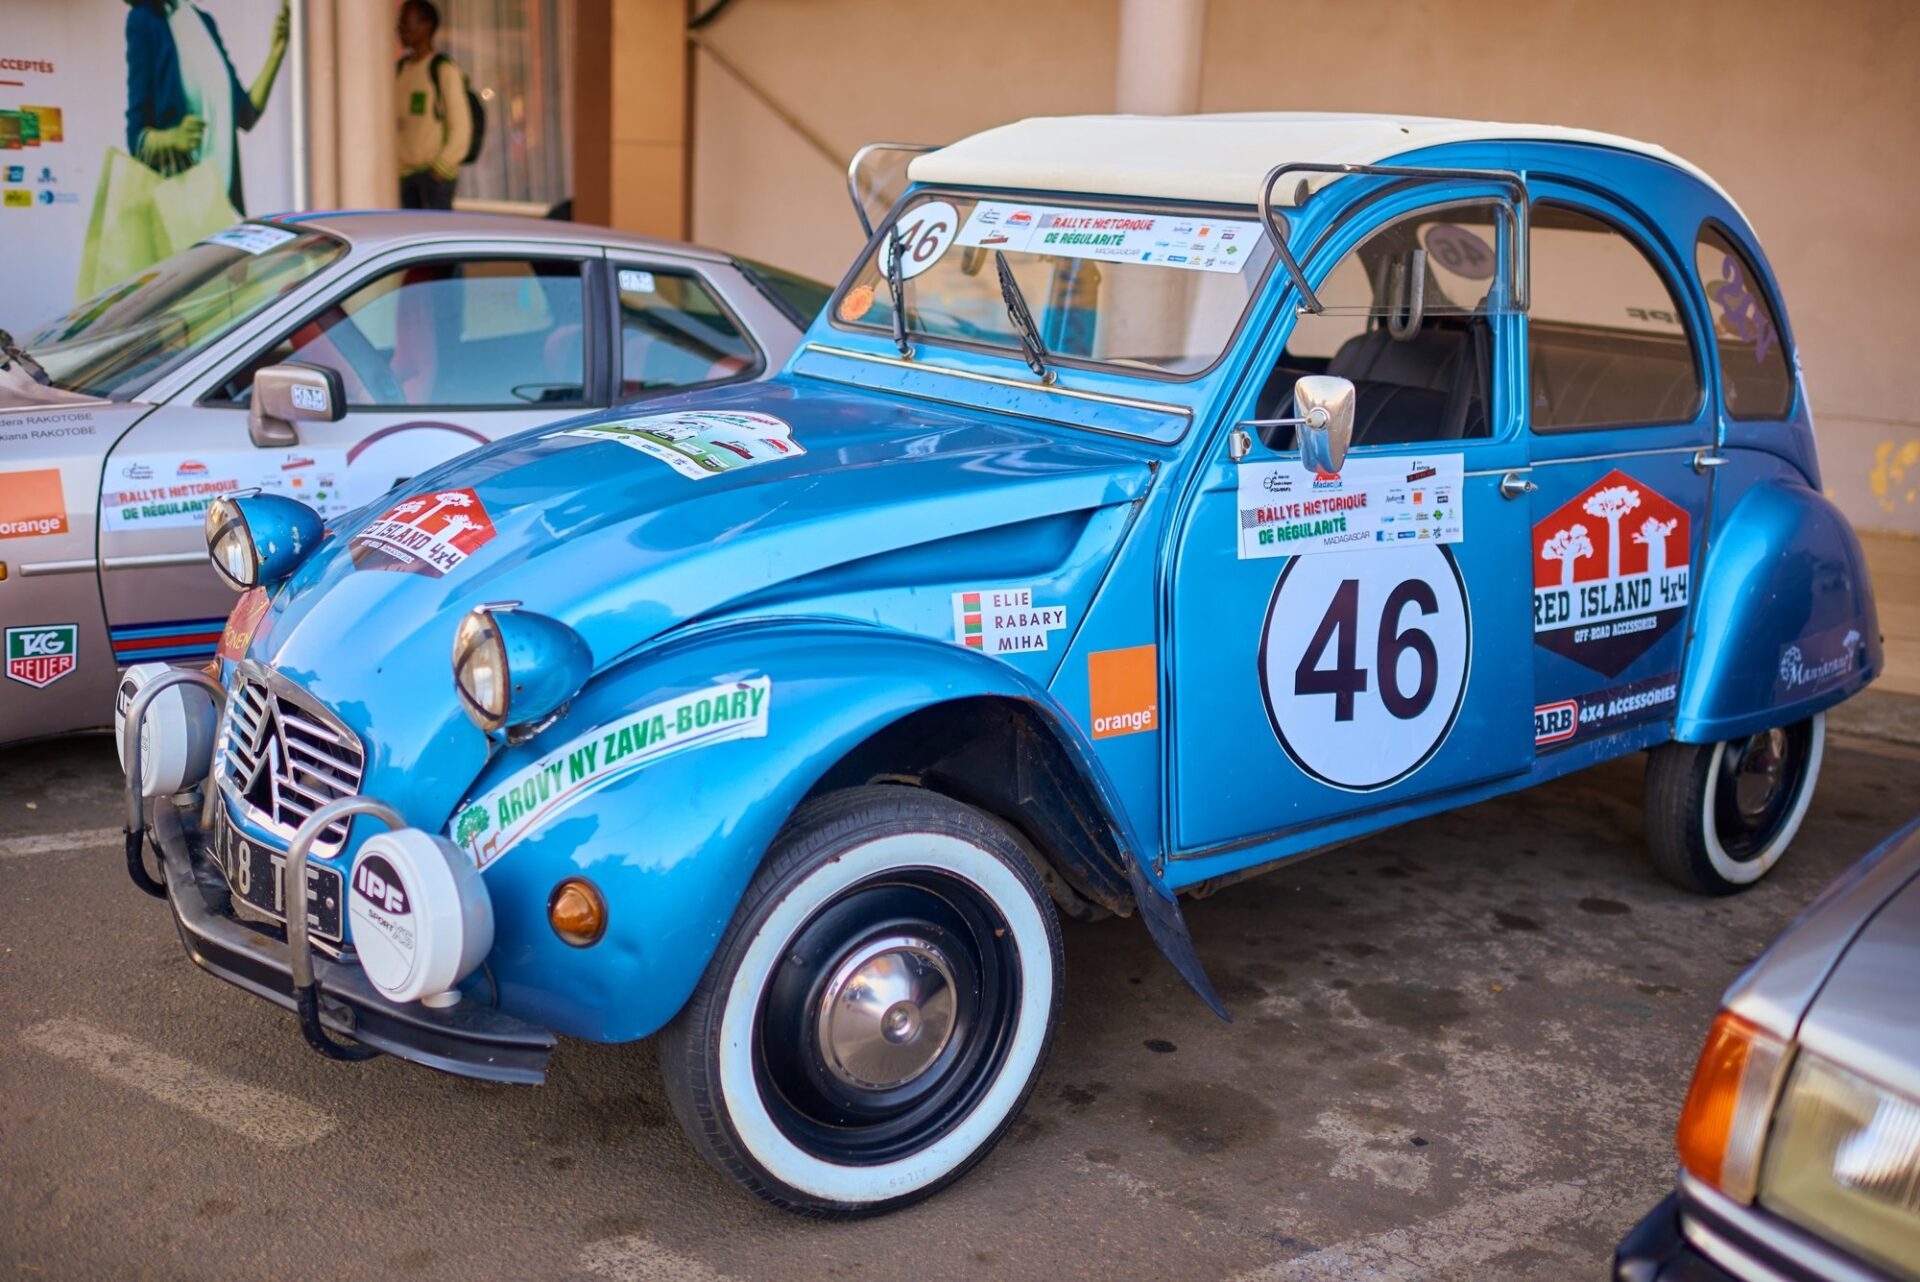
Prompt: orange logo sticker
<box><xmin>0</xmin><ymin>468</ymin><xmax>68</xmax><ymax>539</ymax></box>
<box><xmin>1089</xmin><ymin>645</ymin><xmax>1158</xmax><ymax>739</ymax></box>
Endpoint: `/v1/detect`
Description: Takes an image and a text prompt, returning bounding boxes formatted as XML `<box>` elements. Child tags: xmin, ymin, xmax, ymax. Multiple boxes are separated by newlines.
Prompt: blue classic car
<box><xmin>119</xmin><ymin>113</ymin><xmax>1880</xmax><ymax>1216</ymax></box>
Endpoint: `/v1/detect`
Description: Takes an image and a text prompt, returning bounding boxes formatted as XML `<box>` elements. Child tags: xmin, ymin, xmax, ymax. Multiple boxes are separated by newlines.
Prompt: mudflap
<box><xmin>1124</xmin><ymin>855</ymin><xmax>1230</xmax><ymax>1021</ymax></box>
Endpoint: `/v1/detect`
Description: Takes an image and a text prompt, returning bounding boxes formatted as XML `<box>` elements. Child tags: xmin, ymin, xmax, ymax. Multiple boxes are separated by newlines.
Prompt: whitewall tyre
<box><xmin>657</xmin><ymin>785</ymin><xmax>1062</xmax><ymax>1216</ymax></box>
<box><xmin>1644</xmin><ymin>713</ymin><xmax>1824</xmax><ymax>895</ymax></box>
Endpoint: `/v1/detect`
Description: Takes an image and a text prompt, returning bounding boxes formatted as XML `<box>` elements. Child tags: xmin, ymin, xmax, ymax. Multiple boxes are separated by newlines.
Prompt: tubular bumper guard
<box><xmin>148</xmin><ymin>796</ymin><xmax>556</xmax><ymax>1085</ymax></box>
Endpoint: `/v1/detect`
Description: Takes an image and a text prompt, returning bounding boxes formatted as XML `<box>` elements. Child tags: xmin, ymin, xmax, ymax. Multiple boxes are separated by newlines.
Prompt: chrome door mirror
<box><xmin>249</xmin><ymin>362</ymin><xmax>344</xmax><ymax>448</ymax></box>
<box><xmin>1293</xmin><ymin>374</ymin><xmax>1354</xmax><ymax>475</ymax></box>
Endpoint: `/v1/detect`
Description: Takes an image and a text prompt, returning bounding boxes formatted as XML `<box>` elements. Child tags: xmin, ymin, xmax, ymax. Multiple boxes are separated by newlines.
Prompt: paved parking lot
<box><xmin>3</xmin><ymin>729</ymin><xmax>1916</xmax><ymax>1281</ymax></box>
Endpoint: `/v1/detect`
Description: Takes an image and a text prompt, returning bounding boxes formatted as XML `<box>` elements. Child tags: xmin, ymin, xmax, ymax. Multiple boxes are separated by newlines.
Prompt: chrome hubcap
<box><xmin>1733</xmin><ymin>728</ymin><xmax>1789</xmax><ymax>819</ymax></box>
<box><xmin>816</xmin><ymin>935</ymin><xmax>957</xmax><ymax>1091</ymax></box>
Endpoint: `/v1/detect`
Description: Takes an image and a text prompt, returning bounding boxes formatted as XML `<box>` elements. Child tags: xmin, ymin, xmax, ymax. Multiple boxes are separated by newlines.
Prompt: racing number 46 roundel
<box><xmin>1260</xmin><ymin>545</ymin><xmax>1471</xmax><ymax>792</ymax></box>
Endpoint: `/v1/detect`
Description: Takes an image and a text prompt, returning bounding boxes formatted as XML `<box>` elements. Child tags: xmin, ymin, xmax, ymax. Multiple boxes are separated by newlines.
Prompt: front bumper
<box><xmin>151</xmin><ymin>800</ymin><xmax>556</xmax><ymax>1084</ymax></box>
<box><xmin>1615</xmin><ymin>1177</ymin><xmax>1893</xmax><ymax>1282</ymax></box>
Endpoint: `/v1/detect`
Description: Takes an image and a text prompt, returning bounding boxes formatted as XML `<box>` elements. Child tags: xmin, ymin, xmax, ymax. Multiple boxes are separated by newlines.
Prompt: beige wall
<box><xmin>686</xmin><ymin>0</ymin><xmax>1920</xmax><ymax>534</ymax></box>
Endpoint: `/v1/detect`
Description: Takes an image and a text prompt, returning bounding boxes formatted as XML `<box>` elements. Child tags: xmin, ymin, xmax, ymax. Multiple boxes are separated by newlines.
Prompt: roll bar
<box><xmin>846</xmin><ymin>142</ymin><xmax>938</xmax><ymax>238</ymax></box>
<box><xmin>1258</xmin><ymin>161</ymin><xmax>1531</xmax><ymax>316</ymax></box>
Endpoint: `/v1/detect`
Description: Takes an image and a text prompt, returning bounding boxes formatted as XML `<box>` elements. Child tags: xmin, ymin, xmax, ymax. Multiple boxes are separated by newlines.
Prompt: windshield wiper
<box><xmin>993</xmin><ymin>252</ymin><xmax>1053</xmax><ymax>383</ymax></box>
<box><xmin>882</xmin><ymin>231</ymin><xmax>913</xmax><ymax>359</ymax></box>
<box><xmin>0</xmin><ymin>330</ymin><xmax>51</xmax><ymax>387</ymax></box>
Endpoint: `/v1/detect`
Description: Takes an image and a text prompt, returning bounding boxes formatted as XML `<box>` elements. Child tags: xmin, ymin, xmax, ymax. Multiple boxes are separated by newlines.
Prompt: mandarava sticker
<box><xmin>350</xmin><ymin>487</ymin><xmax>497</xmax><ymax>577</ymax></box>
<box><xmin>451</xmin><ymin>678</ymin><xmax>771</xmax><ymax>868</ymax></box>
<box><xmin>951</xmin><ymin>587</ymin><xmax>1067</xmax><ymax>655</ymax></box>
<box><xmin>553</xmin><ymin>411</ymin><xmax>804</xmax><ymax>481</ymax></box>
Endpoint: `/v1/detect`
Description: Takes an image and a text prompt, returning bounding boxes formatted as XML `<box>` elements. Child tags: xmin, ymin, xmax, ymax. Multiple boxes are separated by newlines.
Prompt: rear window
<box><xmin>1526</xmin><ymin>204</ymin><xmax>1702</xmax><ymax>432</ymax></box>
<box><xmin>1695</xmin><ymin>226</ymin><xmax>1794</xmax><ymax>419</ymax></box>
<box><xmin>739</xmin><ymin>258</ymin><xmax>831</xmax><ymax>327</ymax></box>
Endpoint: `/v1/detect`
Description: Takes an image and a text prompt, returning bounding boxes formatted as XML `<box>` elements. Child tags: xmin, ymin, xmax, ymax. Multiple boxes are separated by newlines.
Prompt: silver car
<box><xmin>1616</xmin><ymin>816</ymin><xmax>1920</xmax><ymax>1280</ymax></box>
<box><xmin>0</xmin><ymin>213</ymin><xmax>823</xmax><ymax>746</ymax></box>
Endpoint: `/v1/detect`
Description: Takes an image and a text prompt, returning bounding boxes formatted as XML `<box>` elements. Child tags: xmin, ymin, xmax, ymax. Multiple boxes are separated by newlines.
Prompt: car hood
<box><xmin>247</xmin><ymin>377</ymin><xmax>1154</xmax><ymax>833</ymax></box>
<box><xmin>1797</xmin><ymin>863</ymin><xmax>1920</xmax><ymax>1101</ymax></box>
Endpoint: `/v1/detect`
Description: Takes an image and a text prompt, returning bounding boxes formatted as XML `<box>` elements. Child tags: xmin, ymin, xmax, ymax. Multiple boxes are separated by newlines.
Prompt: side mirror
<box><xmin>249</xmin><ymin>362</ymin><xmax>344</xmax><ymax>448</ymax></box>
<box><xmin>1293</xmin><ymin>374</ymin><xmax>1355</xmax><ymax>475</ymax></box>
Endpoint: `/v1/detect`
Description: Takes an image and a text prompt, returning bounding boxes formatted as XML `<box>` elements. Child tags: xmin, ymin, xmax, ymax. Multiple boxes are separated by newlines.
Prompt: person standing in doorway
<box><xmin>395</xmin><ymin>0</ymin><xmax>471</xmax><ymax>210</ymax></box>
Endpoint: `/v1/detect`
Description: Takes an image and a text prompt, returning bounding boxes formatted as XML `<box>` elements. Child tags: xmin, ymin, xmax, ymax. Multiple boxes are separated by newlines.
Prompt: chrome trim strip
<box><xmin>1531</xmin><ymin>444</ymin><xmax>1709</xmax><ymax>467</ymax></box>
<box><xmin>802</xmin><ymin>343</ymin><xmax>1192</xmax><ymax>420</ymax></box>
<box><xmin>102</xmin><ymin>552</ymin><xmax>210</xmax><ymax>570</ymax></box>
<box><xmin>18</xmin><ymin>558</ymin><xmax>97</xmax><ymax>577</ymax></box>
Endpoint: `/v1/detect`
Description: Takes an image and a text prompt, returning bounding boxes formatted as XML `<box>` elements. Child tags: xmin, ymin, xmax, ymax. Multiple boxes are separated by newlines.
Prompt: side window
<box><xmin>1256</xmin><ymin>201</ymin><xmax>1505</xmax><ymax>450</ymax></box>
<box><xmin>615</xmin><ymin>267</ymin><xmax>759</xmax><ymax>401</ymax></box>
<box><xmin>1694</xmin><ymin>226</ymin><xmax>1793</xmax><ymax>419</ymax></box>
<box><xmin>1527</xmin><ymin>206</ymin><xmax>1702</xmax><ymax>431</ymax></box>
<box><xmin>217</xmin><ymin>258</ymin><xmax>587</xmax><ymax>408</ymax></box>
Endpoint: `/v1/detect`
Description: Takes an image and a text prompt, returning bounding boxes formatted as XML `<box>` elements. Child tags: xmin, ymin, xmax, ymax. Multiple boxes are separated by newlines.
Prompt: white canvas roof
<box><xmin>907</xmin><ymin>112</ymin><xmax>1733</xmax><ymax>210</ymax></box>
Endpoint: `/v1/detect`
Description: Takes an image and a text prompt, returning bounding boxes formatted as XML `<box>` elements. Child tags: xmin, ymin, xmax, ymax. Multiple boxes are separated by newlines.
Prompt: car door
<box><xmin>1521</xmin><ymin>195</ymin><xmax>1714</xmax><ymax>753</ymax></box>
<box><xmin>97</xmin><ymin>245</ymin><xmax>607</xmax><ymax>665</ymax></box>
<box><xmin>1169</xmin><ymin>194</ymin><xmax>1536</xmax><ymax>855</ymax></box>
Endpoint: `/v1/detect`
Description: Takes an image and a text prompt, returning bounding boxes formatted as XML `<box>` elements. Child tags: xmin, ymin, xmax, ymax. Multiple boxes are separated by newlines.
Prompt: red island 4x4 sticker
<box><xmin>350</xmin><ymin>487</ymin><xmax>497</xmax><ymax>577</ymax></box>
<box><xmin>1533</xmin><ymin>471</ymin><xmax>1690</xmax><ymax>677</ymax></box>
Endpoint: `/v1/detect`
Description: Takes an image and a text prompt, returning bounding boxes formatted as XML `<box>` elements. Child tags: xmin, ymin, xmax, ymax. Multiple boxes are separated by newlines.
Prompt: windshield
<box><xmin>833</xmin><ymin>193</ymin><xmax>1273</xmax><ymax>377</ymax></box>
<box><xmin>21</xmin><ymin>225</ymin><xmax>347</xmax><ymax>400</ymax></box>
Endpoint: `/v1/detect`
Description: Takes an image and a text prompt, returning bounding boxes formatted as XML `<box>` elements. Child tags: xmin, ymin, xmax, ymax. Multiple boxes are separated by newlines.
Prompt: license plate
<box><xmin>210</xmin><ymin>813</ymin><xmax>344</xmax><ymax>944</ymax></box>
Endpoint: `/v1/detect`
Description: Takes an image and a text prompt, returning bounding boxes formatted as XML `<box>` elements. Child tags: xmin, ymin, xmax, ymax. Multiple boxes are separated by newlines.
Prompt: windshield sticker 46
<box><xmin>450</xmin><ymin>678</ymin><xmax>771</xmax><ymax>869</ymax></box>
<box><xmin>956</xmin><ymin>202</ymin><xmax>1261</xmax><ymax>275</ymax></box>
<box><xmin>553</xmin><ymin>411</ymin><xmax>804</xmax><ymax>481</ymax></box>
<box><xmin>952</xmin><ymin>587</ymin><xmax>1067</xmax><ymax>655</ymax></box>
<box><xmin>1238</xmin><ymin>454</ymin><xmax>1464</xmax><ymax>559</ymax></box>
<box><xmin>350</xmin><ymin>487</ymin><xmax>497</xmax><ymax>577</ymax></box>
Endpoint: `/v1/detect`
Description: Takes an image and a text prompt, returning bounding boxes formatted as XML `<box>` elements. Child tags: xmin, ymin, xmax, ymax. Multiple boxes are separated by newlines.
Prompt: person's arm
<box><xmin>127</xmin><ymin>9</ymin><xmax>203</xmax><ymax>170</ymax></box>
<box><xmin>246</xmin><ymin>2</ymin><xmax>291</xmax><ymax>118</ymax></box>
<box><xmin>432</xmin><ymin>58</ymin><xmax>472</xmax><ymax>181</ymax></box>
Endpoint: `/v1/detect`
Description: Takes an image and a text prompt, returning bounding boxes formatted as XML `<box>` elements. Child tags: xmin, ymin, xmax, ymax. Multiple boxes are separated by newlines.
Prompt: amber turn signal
<box><xmin>1676</xmin><ymin>1009</ymin><xmax>1788</xmax><ymax>1203</ymax></box>
<box><xmin>548</xmin><ymin>877</ymin><xmax>607</xmax><ymax>947</ymax></box>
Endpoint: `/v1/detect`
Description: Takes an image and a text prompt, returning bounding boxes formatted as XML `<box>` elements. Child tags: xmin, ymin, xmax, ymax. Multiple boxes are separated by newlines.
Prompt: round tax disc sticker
<box><xmin>1258</xmin><ymin>544</ymin><xmax>1470</xmax><ymax>792</ymax></box>
<box><xmin>875</xmin><ymin>200</ymin><xmax>959</xmax><ymax>280</ymax></box>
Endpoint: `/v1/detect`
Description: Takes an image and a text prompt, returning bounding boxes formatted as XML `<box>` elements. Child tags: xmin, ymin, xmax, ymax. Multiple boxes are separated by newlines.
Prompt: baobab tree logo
<box><xmin>1632</xmin><ymin>515</ymin><xmax>1679</xmax><ymax>574</ymax></box>
<box><xmin>351</xmin><ymin>486</ymin><xmax>498</xmax><ymax>577</ymax></box>
<box><xmin>1540</xmin><ymin>522</ymin><xmax>1592</xmax><ymax>585</ymax></box>
<box><xmin>1582</xmin><ymin>484</ymin><xmax>1641</xmax><ymax>579</ymax></box>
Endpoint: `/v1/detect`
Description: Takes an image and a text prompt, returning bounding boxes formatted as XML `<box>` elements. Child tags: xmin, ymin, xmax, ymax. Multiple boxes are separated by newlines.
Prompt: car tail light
<box><xmin>1677</xmin><ymin>1009</ymin><xmax>1790</xmax><ymax>1202</ymax></box>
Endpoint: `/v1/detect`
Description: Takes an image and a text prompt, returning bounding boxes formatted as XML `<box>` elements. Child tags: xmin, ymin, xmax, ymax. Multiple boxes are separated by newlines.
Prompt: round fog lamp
<box><xmin>548</xmin><ymin>878</ymin><xmax>606</xmax><ymax>947</ymax></box>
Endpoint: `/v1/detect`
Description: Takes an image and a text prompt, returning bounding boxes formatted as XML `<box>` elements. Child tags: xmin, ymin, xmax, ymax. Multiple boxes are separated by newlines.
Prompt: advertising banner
<box><xmin>0</xmin><ymin>1</ymin><xmax>295</xmax><ymax>336</ymax></box>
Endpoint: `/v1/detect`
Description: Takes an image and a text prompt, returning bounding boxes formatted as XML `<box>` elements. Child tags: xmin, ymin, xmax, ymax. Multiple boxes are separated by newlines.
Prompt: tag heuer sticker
<box><xmin>5</xmin><ymin>624</ymin><xmax>77</xmax><ymax>688</ymax></box>
<box><xmin>1532</xmin><ymin>470</ymin><xmax>1690</xmax><ymax>677</ymax></box>
<box><xmin>350</xmin><ymin>487</ymin><xmax>497</xmax><ymax>577</ymax></box>
<box><xmin>951</xmin><ymin>587</ymin><xmax>1067</xmax><ymax>655</ymax></box>
<box><xmin>553</xmin><ymin>411</ymin><xmax>803</xmax><ymax>480</ymax></box>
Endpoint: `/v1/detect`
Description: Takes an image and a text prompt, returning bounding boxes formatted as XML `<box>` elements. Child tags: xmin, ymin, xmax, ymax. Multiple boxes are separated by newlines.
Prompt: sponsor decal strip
<box><xmin>1237</xmin><ymin>454</ymin><xmax>1464</xmax><ymax>559</ymax></box>
<box><xmin>553</xmin><ymin>411</ymin><xmax>804</xmax><ymax>481</ymax></box>
<box><xmin>452</xmin><ymin>678</ymin><xmax>772</xmax><ymax>868</ymax></box>
<box><xmin>950</xmin><ymin>586</ymin><xmax>1067</xmax><ymax>655</ymax></box>
<box><xmin>108</xmin><ymin>617</ymin><xmax>227</xmax><ymax>662</ymax></box>
<box><xmin>956</xmin><ymin>201</ymin><xmax>1261</xmax><ymax>275</ymax></box>
<box><xmin>1533</xmin><ymin>672</ymin><xmax>1680</xmax><ymax>749</ymax></box>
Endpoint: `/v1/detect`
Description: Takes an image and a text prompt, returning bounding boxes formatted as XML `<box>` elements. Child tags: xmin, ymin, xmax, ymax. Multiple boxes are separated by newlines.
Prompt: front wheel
<box><xmin>658</xmin><ymin>786</ymin><xmax>1062</xmax><ymax>1217</ymax></box>
<box><xmin>1644</xmin><ymin>713</ymin><xmax>1825</xmax><ymax>894</ymax></box>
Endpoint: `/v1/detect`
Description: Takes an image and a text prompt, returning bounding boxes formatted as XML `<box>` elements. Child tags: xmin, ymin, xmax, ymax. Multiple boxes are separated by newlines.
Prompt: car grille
<box><xmin>216</xmin><ymin>666</ymin><xmax>366</xmax><ymax>856</ymax></box>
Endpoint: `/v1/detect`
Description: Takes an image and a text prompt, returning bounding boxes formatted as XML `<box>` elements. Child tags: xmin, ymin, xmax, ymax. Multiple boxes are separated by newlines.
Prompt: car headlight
<box><xmin>453</xmin><ymin>604</ymin><xmax>592</xmax><ymax>734</ymax></box>
<box><xmin>203</xmin><ymin>493</ymin><xmax>324</xmax><ymax>592</ymax></box>
<box><xmin>1760</xmin><ymin>1052</ymin><xmax>1920</xmax><ymax>1281</ymax></box>
<box><xmin>1676</xmin><ymin>1009</ymin><xmax>1790</xmax><ymax>1204</ymax></box>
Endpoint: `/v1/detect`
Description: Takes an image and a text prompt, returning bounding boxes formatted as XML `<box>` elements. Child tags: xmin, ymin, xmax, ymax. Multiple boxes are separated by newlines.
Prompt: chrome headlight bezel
<box><xmin>453</xmin><ymin>608</ymin><xmax>512</xmax><ymax>731</ymax></box>
<box><xmin>452</xmin><ymin>604</ymin><xmax>593</xmax><ymax>735</ymax></box>
<box><xmin>204</xmin><ymin>495</ymin><xmax>260</xmax><ymax>591</ymax></box>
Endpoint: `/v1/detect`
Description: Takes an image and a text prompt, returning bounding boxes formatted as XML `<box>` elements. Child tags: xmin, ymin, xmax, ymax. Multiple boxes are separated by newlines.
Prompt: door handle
<box><xmin>1692</xmin><ymin>449</ymin><xmax>1728</xmax><ymax>473</ymax></box>
<box><xmin>1499</xmin><ymin>472</ymin><xmax>1537</xmax><ymax>500</ymax></box>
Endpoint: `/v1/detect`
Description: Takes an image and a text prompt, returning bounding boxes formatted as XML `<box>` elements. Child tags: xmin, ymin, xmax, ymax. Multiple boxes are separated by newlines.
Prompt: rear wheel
<box><xmin>658</xmin><ymin>786</ymin><xmax>1061</xmax><ymax>1216</ymax></box>
<box><xmin>1644</xmin><ymin>714</ymin><xmax>1824</xmax><ymax>894</ymax></box>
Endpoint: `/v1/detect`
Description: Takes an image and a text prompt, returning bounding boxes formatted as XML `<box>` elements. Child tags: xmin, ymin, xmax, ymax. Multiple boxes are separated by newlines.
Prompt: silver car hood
<box><xmin>1797</xmin><ymin>867</ymin><xmax>1920</xmax><ymax>1100</ymax></box>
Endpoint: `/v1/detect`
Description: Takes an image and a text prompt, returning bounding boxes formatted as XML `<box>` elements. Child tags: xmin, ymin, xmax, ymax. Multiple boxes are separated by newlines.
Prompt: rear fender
<box><xmin>457</xmin><ymin>619</ymin><xmax>1222</xmax><ymax>1043</ymax></box>
<box><xmin>1677</xmin><ymin>479</ymin><xmax>1881</xmax><ymax>743</ymax></box>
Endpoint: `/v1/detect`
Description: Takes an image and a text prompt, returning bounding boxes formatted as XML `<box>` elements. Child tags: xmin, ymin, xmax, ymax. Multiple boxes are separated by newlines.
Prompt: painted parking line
<box><xmin>21</xmin><ymin>1019</ymin><xmax>336</xmax><ymax>1149</ymax></box>
<box><xmin>0</xmin><ymin>827</ymin><xmax>121</xmax><ymax>861</ymax></box>
<box><xmin>1233</xmin><ymin>1180</ymin><xmax>1621</xmax><ymax>1282</ymax></box>
<box><xmin>578</xmin><ymin>1235</ymin><xmax>736</xmax><ymax>1282</ymax></box>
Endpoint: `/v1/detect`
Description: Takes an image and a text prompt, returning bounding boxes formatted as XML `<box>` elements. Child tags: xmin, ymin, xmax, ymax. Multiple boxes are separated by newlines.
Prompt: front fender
<box><xmin>452</xmin><ymin>618</ymin><xmax>1202</xmax><ymax>1043</ymax></box>
<box><xmin>1677</xmin><ymin>477</ymin><xmax>1881</xmax><ymax>743</ymax></box>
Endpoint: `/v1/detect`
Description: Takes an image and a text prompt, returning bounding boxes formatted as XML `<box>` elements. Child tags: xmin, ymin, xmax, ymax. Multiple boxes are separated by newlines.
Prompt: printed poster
<box><xmin>1238</xmin><ymin>453</ymin><xmax>1465</xmax><ymax>559</ymax></box>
